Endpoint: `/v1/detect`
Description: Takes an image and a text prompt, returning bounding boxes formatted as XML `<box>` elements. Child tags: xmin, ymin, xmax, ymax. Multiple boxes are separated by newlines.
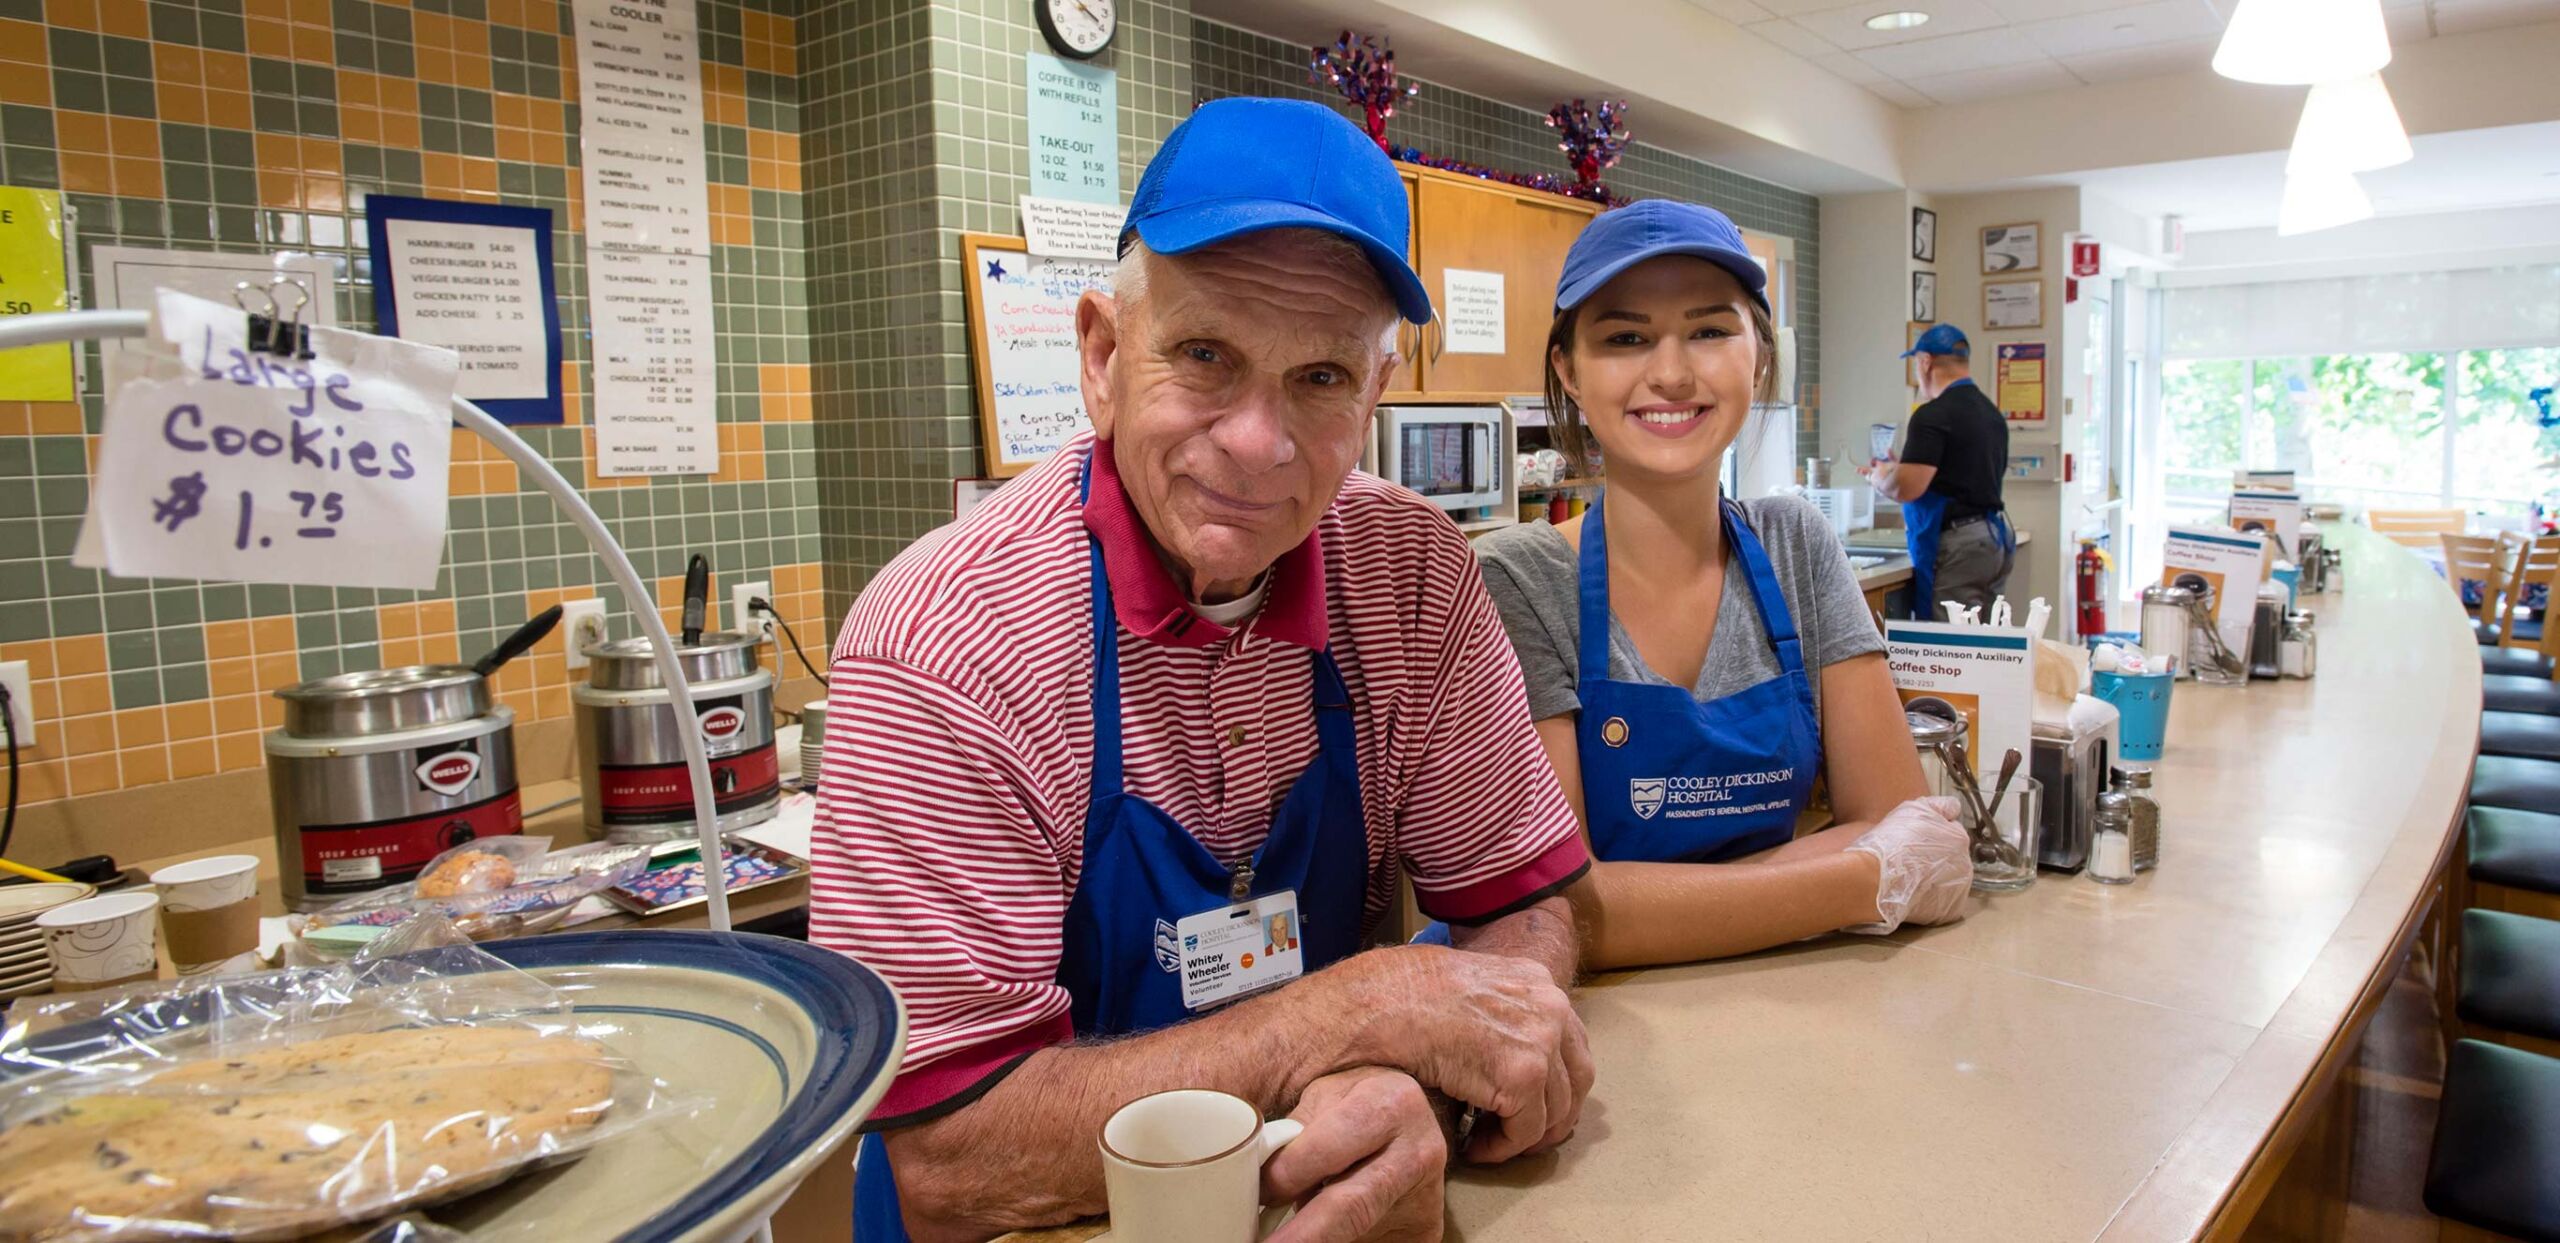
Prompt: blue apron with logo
<box><xmin>853</xmin><ymin>461</ymin><xmax>1370</xmax><ymax>1241</ymax></box>
<box><xmin>1573</xmin><ymin>493</ymin><xmax>1823</xmax><ymax>863</ymax></box>
<box><xmin>1899</xmin><ymin>379</ymin><xmax>2012</xmax><ymax>620</ymax></box>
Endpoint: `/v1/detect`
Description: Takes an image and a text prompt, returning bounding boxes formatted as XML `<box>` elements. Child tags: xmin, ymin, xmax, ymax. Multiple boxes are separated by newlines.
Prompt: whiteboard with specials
<box><xmin>963</xmin><ymin>233</ymin><xmax>1111</xmax><ymax>477</ymax></box>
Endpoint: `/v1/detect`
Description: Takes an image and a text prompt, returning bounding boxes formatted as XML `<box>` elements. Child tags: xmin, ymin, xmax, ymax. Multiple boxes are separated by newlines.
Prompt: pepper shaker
<box><xmin>2119</xmin><ymin>768</ymin><xmax>2160</xmax><ymax>871</ymax></box>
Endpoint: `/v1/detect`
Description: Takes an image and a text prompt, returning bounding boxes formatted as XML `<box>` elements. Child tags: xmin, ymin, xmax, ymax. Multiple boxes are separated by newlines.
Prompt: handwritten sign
<box><xmin>0</xmin><ymin>187</ymin><xmax>73</xmax><ymax>402</ymax></box>
<box><xmin>963</xmin><ymin>236</ymin><xmax>1108</xmax><ymax>476</ymax></box>
<box><xmin>1020</xmin><ymin>195</ymin><xmax>1121</xmax><ymax>260</ymax></box>
<box><xmin>1026</xmin><ymin>51</ymin><xmax>1117</xmax><ymax>205</ymax></box>
<box><xmin>91</xmin><ymin>290</ymin><xmax>456</xmax><ymax>589</ymax></box>
<box><xmin>1442</xmin><ymin>269</ymin><xmax>1505</xmax><ymax>355</ymax></box>
<box><xmin>589</xmin><ymin>248</ymin><xmax>717</xmax><ymax>475</ymax></box>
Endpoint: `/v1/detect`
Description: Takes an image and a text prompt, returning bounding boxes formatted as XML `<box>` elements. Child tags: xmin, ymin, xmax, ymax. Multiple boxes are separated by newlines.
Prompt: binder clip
<box><xmin>234</xmin><ymin>278</ymin><xmax>314</xmax><ymax>360</ymax></box>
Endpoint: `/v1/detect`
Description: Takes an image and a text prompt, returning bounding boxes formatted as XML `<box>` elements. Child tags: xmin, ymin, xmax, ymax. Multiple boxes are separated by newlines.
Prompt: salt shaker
<box><xmin>2091</xmin><ymin>791</ymin><xmax>2136</xmax><ymax>884</ymax></box>
<box><xmin>2119</xmin><ymin>768</ymin><xmax>2160</xmax><ymax>871</ymax></box>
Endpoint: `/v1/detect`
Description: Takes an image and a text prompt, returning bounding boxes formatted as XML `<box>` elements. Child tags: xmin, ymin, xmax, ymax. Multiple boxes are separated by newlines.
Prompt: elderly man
<box><xmin>816</xmin><ymin>98</ymin><xmax>1594</xmax><ymax>1243</ymax></box>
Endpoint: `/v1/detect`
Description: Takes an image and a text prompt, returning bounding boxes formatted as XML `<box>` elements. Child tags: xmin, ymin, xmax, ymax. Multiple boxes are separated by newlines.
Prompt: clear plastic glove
<box><xmin>1843</xmin><ymin>795</ymin><xmax>1973</xmax><ymax>934</ymax></box>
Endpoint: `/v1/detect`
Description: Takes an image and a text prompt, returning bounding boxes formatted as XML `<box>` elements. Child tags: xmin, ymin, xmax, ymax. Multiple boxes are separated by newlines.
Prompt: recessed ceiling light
<box><xmin>1865</xmin><ymin>10</ymin><xmax>1931</xmax><ymax>30</ymax></box>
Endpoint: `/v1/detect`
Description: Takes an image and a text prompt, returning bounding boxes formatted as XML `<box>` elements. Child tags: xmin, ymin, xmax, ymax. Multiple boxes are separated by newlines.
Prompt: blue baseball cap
<box><xmin>1554</xmin><ymin>199</ymin><xmax>1769</xmax><ymax>314</ymax></box>
<box><xmin>1902</xmin><ymin>323</ymin><xmax>1970</xmax><ymax>359</ymax></box>
<box><xmin>1122</xmin><ymin>98</ymin><xmax>1433</xmax><ymax>325</ymax></box>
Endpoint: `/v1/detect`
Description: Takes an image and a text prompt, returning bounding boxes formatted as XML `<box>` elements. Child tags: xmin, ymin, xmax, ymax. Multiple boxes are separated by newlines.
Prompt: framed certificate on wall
<box><xmin>1983</xmin><ymin>279</ymin><xmax>2042</xmax><ymax>330</ymax></box>
<box><xmin>1911</xmin><ymin>270</ymin><xmax>1937</xmax><ymax>323</ymax></box>
<box><xmin>1980</xmin><ymin>221</ymin><xmax>2041</xmax><ymax>274</ymax></box>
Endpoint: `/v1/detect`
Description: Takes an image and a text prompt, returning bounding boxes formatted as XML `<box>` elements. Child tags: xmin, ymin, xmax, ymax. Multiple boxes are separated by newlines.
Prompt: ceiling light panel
<box><xmin>2213</xmin><ymin>0</ymin><xmax>2392</xmax><ymax>84</ymax></box>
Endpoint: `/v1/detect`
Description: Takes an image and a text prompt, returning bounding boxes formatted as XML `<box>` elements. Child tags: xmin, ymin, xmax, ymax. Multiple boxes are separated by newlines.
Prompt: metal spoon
<box><xmin>1980</xmin><ymin>748</ymin><xmax>2027</xmax><ymax>870</ymax></box>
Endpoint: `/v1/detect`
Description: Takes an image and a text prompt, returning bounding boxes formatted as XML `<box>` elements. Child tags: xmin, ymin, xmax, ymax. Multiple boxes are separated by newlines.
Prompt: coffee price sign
<box><xmin>89</xmin><ymin>289</ymin><xmax>459</xmax><ymax>590</ymax></box>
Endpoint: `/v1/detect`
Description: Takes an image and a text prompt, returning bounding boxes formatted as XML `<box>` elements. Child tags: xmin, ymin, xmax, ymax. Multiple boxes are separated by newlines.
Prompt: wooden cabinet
<box><xmin>1391</xmin><ymin>166</ymin><xmax>1599</xmax><ymax>402</ymax></box>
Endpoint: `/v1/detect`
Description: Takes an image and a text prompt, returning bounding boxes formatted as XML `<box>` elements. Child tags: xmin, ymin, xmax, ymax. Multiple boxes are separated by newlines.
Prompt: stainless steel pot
<box><xmin>263</xmin><ymin>608</ymin><xmax>557</xmax><ymax>911</ymax></box>
<box><xmin>574</xmin><ymin>631</ymin><xmax>780</xmax><ymax>842</ymax></box>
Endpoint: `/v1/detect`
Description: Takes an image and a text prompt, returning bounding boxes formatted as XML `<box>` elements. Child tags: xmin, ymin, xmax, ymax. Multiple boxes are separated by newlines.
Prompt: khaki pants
<box><xmin>1934</xmin><ymin>518</ymin><xmax>2014</xmax><ymax>613</ymax></box>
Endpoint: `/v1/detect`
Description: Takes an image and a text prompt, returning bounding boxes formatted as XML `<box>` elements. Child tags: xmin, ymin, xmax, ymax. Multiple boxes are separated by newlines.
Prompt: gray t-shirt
<box><xmin>1476</xmin><ymin>496</ymin><xmax>1886</xmax><ymax>723</ymax></box>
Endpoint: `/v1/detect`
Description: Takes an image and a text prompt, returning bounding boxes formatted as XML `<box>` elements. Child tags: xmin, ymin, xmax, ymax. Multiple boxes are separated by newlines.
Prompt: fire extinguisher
<box><xmin>2075</xmin><ymin>540</ymin><xmax>2109</xmax><ymax>639</ymax></box>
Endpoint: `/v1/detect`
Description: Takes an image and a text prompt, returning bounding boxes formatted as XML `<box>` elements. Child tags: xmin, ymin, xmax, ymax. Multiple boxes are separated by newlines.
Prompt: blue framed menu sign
<box><xmin>364</xmin><ymin>194</ymin><xmax>564</xmax><ymax>425</ymax></box>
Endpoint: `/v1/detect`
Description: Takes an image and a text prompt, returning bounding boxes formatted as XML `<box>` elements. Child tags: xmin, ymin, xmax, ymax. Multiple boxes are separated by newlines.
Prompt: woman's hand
<box><xmin>1841</xmin><ymin>796</ymin><xmax>1972</xmax><ymax>934</ymax></box>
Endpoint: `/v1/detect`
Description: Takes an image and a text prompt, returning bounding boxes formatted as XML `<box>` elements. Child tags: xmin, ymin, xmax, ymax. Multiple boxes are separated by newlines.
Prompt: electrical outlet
<box><xmin>733</xmin><ymin>581</ymin><xmax>774</xmax><ymax>642</ymax></box>
<box><xmin>561</xmin><ymin>599</ymin><xmax>609</xmax><ymax>670</ymax></box>
<box><xmin>0</xmin><ymin>661</ymin><xmax>31</xmax><ymax>747</ymax></box>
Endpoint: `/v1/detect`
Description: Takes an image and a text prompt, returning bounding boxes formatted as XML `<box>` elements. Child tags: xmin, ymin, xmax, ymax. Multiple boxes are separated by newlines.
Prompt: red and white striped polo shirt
<box><xmin>811</xmin><ymin>432</ymin><xmax>1588</xmax><ymax>1123</ymax></box>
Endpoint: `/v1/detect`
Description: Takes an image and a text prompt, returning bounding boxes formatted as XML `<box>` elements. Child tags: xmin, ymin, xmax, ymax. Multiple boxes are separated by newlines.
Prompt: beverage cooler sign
<box><xmin>85</xmin><ymin>289</ymin><xmax>457</xmax><ymax>589</ymax></box>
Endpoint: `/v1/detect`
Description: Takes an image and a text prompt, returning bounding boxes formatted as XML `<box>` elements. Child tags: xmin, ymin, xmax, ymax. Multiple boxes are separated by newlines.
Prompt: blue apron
<box><xmin>853</xmin><ymin>464</ymin><xmax>1371</xmax><ymax>1241</ymax></box>
<box><xmin>1900</xmin><ymin>379</ymin><xmax>2012</xmax><ymax>620</ymax></box>
<box><xmin>1573</xmin><ymin>493</ymin><xmax>1823</xmax><ymax>863</ymax></box>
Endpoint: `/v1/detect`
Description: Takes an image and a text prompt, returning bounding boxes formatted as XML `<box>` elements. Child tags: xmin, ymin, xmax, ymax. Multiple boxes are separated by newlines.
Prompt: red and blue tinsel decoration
<box><xmin>1546</xmin><ymin>98</ymin><xmax>1630</xmax><ymax>196</ymax></box>
<box><xmin>1387</xmin><ymin>145</ymin><xmax>1625</xmax><ymax>207</ymax></box>
<box><xmin>1310</xmin><ymin>31</ymin><xmax>1419</xmax><ymax>151</ymax></box>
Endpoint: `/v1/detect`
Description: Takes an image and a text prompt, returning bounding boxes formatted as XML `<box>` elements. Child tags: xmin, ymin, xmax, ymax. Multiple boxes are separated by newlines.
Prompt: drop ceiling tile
<box><xmin>1864</xmin><ymin>78</ymin><xmax>1940</xmax><ymax>107</ymax></box>
<box><xmin>1906</xmin><ymin>57</ymin><xmax>2087</xmax><ymax>100</ymax></box>
<box><xmin>1682</xmin><ymin>0</ymin><xmax>1779</xmax><ymax>23</ymax></box>
<box><xmin>1747</xmin><ymin>17</ymin><xmax>1847</xmax><ymax>55</ymax></box>
<box><xmin>1813</xmin><ymin>50</ymin><xmax>1895</xmax><ymax>83</ymax></box>
<box><xmin>1789</xmin><ymin>0</ymin><xmax>2011</xmax><ymax>50</ymax></box>
<box><xmin>1980</xmin><ymin>0</ymin><xmax>2161</xmax><ymax>22</ymax></box>
<box><xmin>1751</xmin><ymin>0</ymin><xmax>1886</xmax><ymax>17</ymax></box>
<box><xmin>2430</xmin><ymin>0</ymin><xmax>2560</xmax><ymax>35</ymax></box>
<box><xmin>1855</xmin><ymin>26</ymin><xmax>2048</xmax><ymax>75</ymax></box>
<box><xmin>2054</xmin><ymin>34</ymin><xmax>2218</xmax><ymax>80</ymax></box>
<box><xmin>2019</xmin><ymin>0</ymin><xmax>2226</xmax><ymax>56</ymax></box>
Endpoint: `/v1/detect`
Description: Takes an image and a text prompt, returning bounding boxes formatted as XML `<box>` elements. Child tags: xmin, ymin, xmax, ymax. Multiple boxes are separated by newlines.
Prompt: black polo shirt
<box><xmin>1901</xmin><ymin>378</ymin><xmax>2007</xmax><ymax>522</ymax></box>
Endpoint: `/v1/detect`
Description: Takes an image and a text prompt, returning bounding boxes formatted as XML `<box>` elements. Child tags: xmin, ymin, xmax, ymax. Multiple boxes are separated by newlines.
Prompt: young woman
<box><xmin>1476</xmin><ymin>200</ymin><xmax>1974</xmax><ymax>970</ymax></box>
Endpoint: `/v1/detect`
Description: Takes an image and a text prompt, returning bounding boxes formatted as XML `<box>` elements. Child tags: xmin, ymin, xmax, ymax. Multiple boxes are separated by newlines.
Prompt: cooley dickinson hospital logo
<box><xmin>1630</xmin><ymin>778</ymin><xmax>1667</xmax><ymax>820</ymax></box>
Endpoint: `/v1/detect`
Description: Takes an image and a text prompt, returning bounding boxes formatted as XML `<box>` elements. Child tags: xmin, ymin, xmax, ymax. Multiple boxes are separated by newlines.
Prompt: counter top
<box><xmin>1444</xmin><ymin>520</ymin><xmax>2474</xmax><ymax>1240</ymax></box>
<box><xmin>1005</xmin><ymin>521</ymin><xmax>2474</xmax><ymax>1242</ymax></box>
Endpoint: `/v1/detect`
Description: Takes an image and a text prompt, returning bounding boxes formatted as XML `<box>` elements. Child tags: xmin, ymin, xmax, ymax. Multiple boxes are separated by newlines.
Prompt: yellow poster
<box><xmin>1995</xmin><ymin>341</ymin><xmax>2045</xmax><ymax>424</ymax></box>
<box><xmin>0</xmin><ymin>187</ymin><xmax>75</xmax><ymax>402</ymax></box>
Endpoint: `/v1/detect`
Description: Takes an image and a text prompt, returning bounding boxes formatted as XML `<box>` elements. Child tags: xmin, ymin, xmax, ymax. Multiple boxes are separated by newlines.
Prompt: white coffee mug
<box><xmin>1099</xmin><ymin>1089</ymin><xmax>1302</xmax><ymax>1243</ymax></box>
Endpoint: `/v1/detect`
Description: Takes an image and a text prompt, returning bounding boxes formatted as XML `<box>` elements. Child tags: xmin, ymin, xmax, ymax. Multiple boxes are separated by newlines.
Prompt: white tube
<box><xmin>0</xmin><ymin>309</ymin><xmax>734</xmax><ymax>932</ymax></box>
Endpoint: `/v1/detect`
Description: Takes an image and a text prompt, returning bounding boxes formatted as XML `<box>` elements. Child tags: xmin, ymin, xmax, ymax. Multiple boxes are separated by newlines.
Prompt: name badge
<box><xmin>1174</xmin><ymin>889</ymin><xmax>1305</xmax><ymax>1012</ymax></box>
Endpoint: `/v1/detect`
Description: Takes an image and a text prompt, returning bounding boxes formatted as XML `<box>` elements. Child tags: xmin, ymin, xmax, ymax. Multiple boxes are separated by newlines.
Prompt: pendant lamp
<box><xmin>2276</xmin><ymin>167</ymin><xmax>2374</xmax><ymax>236</ymax></box>
<box><xmin>2286</xmin><ymin>73</ymin><xmax>2412</xmax><ymax>174</ymax></box>
<box><xmin>2213</xmin><ymin>0</ymin><xmax>2391</xmax><ymax>85</ymax></box>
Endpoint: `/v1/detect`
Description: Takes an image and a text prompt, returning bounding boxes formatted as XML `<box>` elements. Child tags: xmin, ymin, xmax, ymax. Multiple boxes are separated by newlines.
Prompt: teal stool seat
<box><xmin>2475</xmin><ymin>755</ymin><xmax>2560</xmax><ymax>816</ymax></box>
<box><xmin>2471</xmin><ymin>807</ymin><xmax>2560</xmax><ymax>895</ymax></box>
<box><xmin>2425</xmin><ymin>1040</ymin><xmax>2560</xmax><ymax>1242</ymax></box>
<box><xmin>2458</xmin><ymin>909</ymin><xmax>2560</xmax><ymax>1044</ymax></box>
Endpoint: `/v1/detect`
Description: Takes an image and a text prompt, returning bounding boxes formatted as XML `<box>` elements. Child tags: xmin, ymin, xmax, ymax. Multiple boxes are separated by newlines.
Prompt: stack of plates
<box><xmin>0</xmin><ymin>882</ymin><xmax>99</xmax><ymax>1000</ymax></box>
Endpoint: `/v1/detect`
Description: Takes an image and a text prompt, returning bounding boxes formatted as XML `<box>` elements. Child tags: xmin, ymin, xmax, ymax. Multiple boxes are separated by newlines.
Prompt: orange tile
<box><xmin>44</xmin><ymin>0</ymin><xmax>98</xmax><ymax>32</ymax></box>
<box><xmin>57</xmin><ymin>674</ymin><xmax>111</xmax><ymax>717</ymax></box>
<box><xmin>250</xmin><ymin>615</ymin><xmax>295</xmax><ymax>654</ymax></box>
<box><xmin>495</xmin><ymin>688</ymin><xmax>534</xmax><ymax>719</ymax></box>
<box><xmin>213</xmin><ymin>694</ymin><xmax>260</xmax><ymax>735</ymax></box>
<box><xmin>94</xmin><ymin>0</ymin><xmax>147</xmax><ymax>37</ymax></box>
<box><xmin>114</xmin><ymin>707</ymin><xmax>165</xmax><ymax>746</ymax></box>
<box><xmin>207</xmin><ymin>657</ymin><xmax>255</xmax><ymax>698</ymax></box>
<box><xmin>377</xmin><ymin>603</ymin><xmax>418</xmax><ymax>641</ymax></box>
<box><xmin>3</xmin><ymin>640</ymin><xmax>54</xmax><ymax>680</ymax></box>
<box><xmin>29</xmin><ymin>403</ymin><xmax>81</xmax><ymax>435</ymax></box>
<box><xmin>204</xmin><ymin>620</ymin><xmax>252</xmax><ymax>660</ymax></box>
<box><xmin>62</xmin><ymin>714</ymin><xmax>115</xmax><ymax>756</ymax></box>
<box><xmin>290</xmin><ymin>23</ymin><xmax>329</xmax><ymax>61</ymax></box>
<box><xmin>68</xmin><ymin>753</ymin><xmax>119</xmax><ymax>794</ymax></box>
<box><xmin>54</xmin><ymin>109</ymin><xmax>107</xmax><ymax>154</ymax></box>
<box><xmin>534</xmin><ymin>685</ymin><xmax>568</xmax><ymax>721</ymax></box>
<box><xmin>0</xmin><ymin>18</ymin><xmax>47</xmax><ymax>66</ymax></box>
<box><xmin>122</xmin><ymin>745</ymin><xmax>169</xmax><ymax>786</ymax></box>
<box><xmin>0</xmin><ymin>60</ymin><xmax>51</xmax><ymax>106</ymax></box>
<box><xmin>112</xmin><ymin>155</ymin><xmax>163</xmax><ymax>200</ymax></box>
<box><xmin>207</xmin><ymin>90</ymin><xmax>253</xmax><ymax>130</ymax></box>
<box><xmin>379</xmin><ymin>638</ymin><xmax>422</xmax><ymax>667</ymax></box>
<box><xmin>165</xmin><ymin>700</ymin><xmax>211</xmax><ymax>741</ymax></box>
<box><xmin>17</xmin><ymin>759</ymin><xmax>66</xmax><ymax>805</ymax></box>
<box><xmin>422</xmin><ymin>634</ymin><xmax>459</xmax><ymax>664</ymax></box>
<box><xmin>170</xmin><ymin>739</ymin><xmax>218</xmax><ymax>780</ymax></box>
<box><xmin>158</xmin><ymin>83</ymin><xmax>206</xmax><ymax>125</ymax></box>
<box><xmin>495</xmin><ymin>127</ymin><xmax>532</xmax><ymax>163</ymax></box>
<box><xmin>203</xmin><ymin>49</ymin><xmax>250</xmax><ymax>92</ymax></box>
<box><xmin>21</xmin><ymin>680</ymin><xmax>57</xmax><ymax>723</ymax></box>
<box><xmin>55</xmin><ymin>636</ymin><xmax>105</xmax><ymax>676</ymax></box>
<box><xmin>259</xmin><ymin>697</ymin><xmax>284</xmax><ymax>728</ymax></box>
<box><xmin>254</xmin><ymin>653</ymin><xmax>299</xmax><ymax>689</ymax></box>
<box><xmin>418</xmin><ymin>600</ymin><xmax>456</xmax><ymax>634</ymax></box>
<box><xmin>245</xmin><ymin>16</ymin><xmax>290</xmax><ymax>58</ymax></box>
<box><xmin>216</xmin><ymin>732</ymin><xmax>262</xmax><ymax>773</ymax></box>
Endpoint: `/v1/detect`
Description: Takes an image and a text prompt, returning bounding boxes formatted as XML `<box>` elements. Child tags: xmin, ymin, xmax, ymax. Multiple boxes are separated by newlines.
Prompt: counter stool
<box><xmin>2458</xmin><ymin>909</ymin><xmax>2560</xmax><ymax>1050</ymax></box>
<box><xmin>2484</xmin><ymin>712</ymin><xmax>2560</xmax><ymax>761</ymax></box>
<box><xmin>2486</xmin><ymin>675</ymin><xmax>2560</xmax><ymax>716</ymax></box>
<box><xmin>2424</xmin><ymin>1039</ymin><xmax>2560</xmax><ymax>1242</ymax></box>
<box><xmin>2474</xmin><ymin>756</ymin><xmax>2560</xmax><ymax>815</ymax></box>
<box><xmin>2486</xmin><ymin>648</ymin><xmax>2557</xmax><ymax>679</ymax></box>
<box><xmin>2470</xmin><ymin>808</ymin><xmax>2560</xmax><ymax>899</ymax></box>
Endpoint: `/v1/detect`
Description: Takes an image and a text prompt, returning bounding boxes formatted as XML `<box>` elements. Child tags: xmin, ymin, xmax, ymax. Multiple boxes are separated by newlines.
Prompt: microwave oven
<box><xmin>1375</xmin><ymin>405</ymin><xmax>1506</xmax><ymax>513</ymax></box>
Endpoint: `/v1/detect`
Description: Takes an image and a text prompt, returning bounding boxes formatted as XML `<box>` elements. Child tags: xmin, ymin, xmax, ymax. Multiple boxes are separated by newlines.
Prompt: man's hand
<box><xmin>1264</xmin><ymin>1068</ymin><xmax>1445</xmax><ymax>1242</ymax></box>
<box><xmin>1340</xmin><ymin>947</ymin><xmax>1593</xmax><ymax>1165</ymax></box>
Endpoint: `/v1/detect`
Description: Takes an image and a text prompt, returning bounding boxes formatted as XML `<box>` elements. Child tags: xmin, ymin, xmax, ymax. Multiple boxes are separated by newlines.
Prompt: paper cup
<box><xmin>37</xmin><ymin>892</ymin><xmax>163</xmax><ymax>992</ymax></box>
<box><xmin>150</xmin><ymin>854</ymin><xmax>262</xmax><ymax>976</ymax></box>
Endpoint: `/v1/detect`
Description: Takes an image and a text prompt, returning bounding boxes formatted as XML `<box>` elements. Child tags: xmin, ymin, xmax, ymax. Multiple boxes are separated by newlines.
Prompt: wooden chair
<box><xmin>2444</xmin><ymin>534</ymin><xmax>2506</xmax><ymax>635</ymax></box>
<box><xmin>2494</xmin><ymin>534</ymin><xmax>2558</xmax><ymax>652</ymax></box>
<box><xmin>2369</xmin><ymin>507</ymin><xmax>2469</xmax><ymax>548</ymax></box>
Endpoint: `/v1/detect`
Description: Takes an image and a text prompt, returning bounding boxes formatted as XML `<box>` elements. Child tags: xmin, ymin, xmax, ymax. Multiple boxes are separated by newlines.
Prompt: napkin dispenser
<box><xmin>2032</xmin><ymin>695</ymin><xmax>2121</xmax><ymax>871</ymax></box>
